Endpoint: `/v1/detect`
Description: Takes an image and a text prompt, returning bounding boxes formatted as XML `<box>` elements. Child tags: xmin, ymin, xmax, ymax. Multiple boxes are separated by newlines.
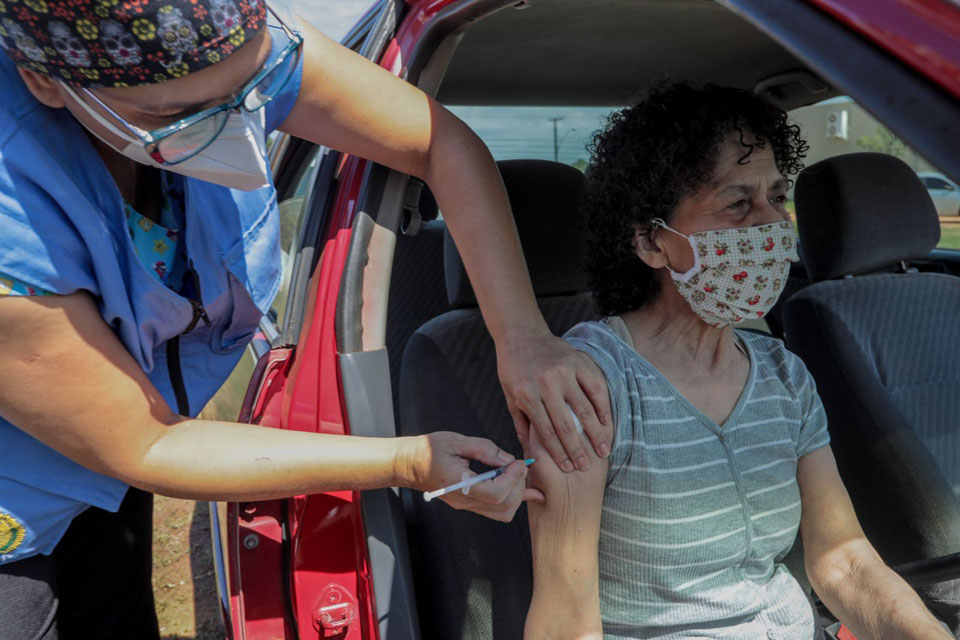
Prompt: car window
<box><xmin>924</xmin><ymin>177</ymin><xmax>954</xmax><ymax>191</ymax></box>
<box><xmin>270</xmin><ymin>146</ymin><xmax>321</xmax><ymax>327</ymax></box>
<box><xmin>447</xmin><ymin>106</ymin><xmax>619</xmax><ymax>171</ymax></box>
<box><xmin>450</xmin><ymin>102</ymin><xmax>959</xmax><ymax>253</ymax></box>
<box><xmin>789</xmin><ymin>96</ymin><xmax>959</xmax><ymax>250</ymax></box>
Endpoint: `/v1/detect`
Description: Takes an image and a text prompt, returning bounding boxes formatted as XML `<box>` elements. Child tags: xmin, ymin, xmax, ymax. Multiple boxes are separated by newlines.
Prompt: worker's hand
<box><xmin>496</xmin><ymin>331</ymin><xmax>613</xmax><ymax>473</ymax></box>
<box><xmin>397</xmin><ymin>432</ymin><xmax>544</xmax><ymax>522</ymax></box>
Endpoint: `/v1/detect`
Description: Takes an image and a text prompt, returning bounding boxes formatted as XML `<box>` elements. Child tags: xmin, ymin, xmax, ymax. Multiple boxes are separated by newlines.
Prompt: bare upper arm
<box><xmin>797</xmin><ymin>446</ymin><xmax>881</xmax><ymax>586</ymax></box>
<box><xmin>526</xmin><ymin>424</ymin><xmax>609</xmax><ymax>548</ymax></box>
<box><xmin>0</xmin><ymin>292</ymin><xmax>176</xmax><ymax>480</ymax></box>
<box><xmin>278</xmin><ymin>19</ymin><xmax>459</xmax><ymax>179</ymax></box>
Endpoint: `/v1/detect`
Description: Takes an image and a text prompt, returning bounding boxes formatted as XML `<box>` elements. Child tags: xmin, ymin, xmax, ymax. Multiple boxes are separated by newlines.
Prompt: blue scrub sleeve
<box><xmin>263</xmin><ymin>22</ymin><xmax>304</xmax><ymax>134</ymax></box>
<box><xmin>0</xmin><ymin>146</ymin><xmax>102</xmax><ymax>298</ymax></box>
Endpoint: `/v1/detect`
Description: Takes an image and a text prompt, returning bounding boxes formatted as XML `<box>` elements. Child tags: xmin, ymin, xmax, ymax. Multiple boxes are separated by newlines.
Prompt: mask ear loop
<box><xmin>59</xmin><ymin>82</ymin><xmax>143</xmax><ymax>145</ymax></box>
<box><xmin>650</xmin><ymin>218</ymin><xmax>701</xmax><ymax>282</ymax></box>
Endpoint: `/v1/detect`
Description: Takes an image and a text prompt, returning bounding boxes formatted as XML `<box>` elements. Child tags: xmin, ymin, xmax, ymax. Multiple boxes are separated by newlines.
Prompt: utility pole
<box><xmin>549</xmin><ymin>116</ymin><xmax>564</xmax><ymax>162</ymax></box>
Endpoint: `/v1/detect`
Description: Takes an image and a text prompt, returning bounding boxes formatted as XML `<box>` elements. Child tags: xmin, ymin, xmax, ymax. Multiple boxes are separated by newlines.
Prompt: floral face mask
<box><xmin>651</xmin><ymin>218</ymin><xmax>799</xmax><ymax>327</ymax></box>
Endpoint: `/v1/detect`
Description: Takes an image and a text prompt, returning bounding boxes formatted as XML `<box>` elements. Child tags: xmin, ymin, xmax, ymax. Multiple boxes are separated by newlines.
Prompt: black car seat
<box><xmin>782</xmin><ymin>152</ymin><xmax>960</xmax><ymax>633</ymax></box>
<box><xmin>387</xmin><ymin>182</ymin><xmax>450</xmax><ymax>425</ymax></box>
<box><xmin>398</xmin><ymin>160</ymin><xmax>599</xmax><ymax>640</ymax></box>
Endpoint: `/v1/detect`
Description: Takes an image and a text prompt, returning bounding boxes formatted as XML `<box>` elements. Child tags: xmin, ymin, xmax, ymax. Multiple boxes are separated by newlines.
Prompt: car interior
<box><xmin>269</xmin><ymin>1</ymin><xmax>960</xmax><ymax>638</ymax></box>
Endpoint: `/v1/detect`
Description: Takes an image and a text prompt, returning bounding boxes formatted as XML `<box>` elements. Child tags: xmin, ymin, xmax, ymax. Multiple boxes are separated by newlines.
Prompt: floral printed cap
<box><xmin>0</xmin><ymin>0</ymin><xmax>265</xmax><ymax>87</ymax></box>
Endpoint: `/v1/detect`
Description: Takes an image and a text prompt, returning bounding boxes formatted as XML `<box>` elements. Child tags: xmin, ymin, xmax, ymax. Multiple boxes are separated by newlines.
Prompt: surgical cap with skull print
<box><xmin>0</xmin><ymin>0</ymin><xmax>266</xmax><ymax>87</ymax></box>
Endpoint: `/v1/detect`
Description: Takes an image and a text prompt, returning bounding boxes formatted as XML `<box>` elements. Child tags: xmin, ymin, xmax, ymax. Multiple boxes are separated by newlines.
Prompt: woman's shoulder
<box><xmin>563</xmin><ymin>319</ymin><xmax>633</xmax><ymax>360</ymax></box>
<box><xmin>736</xmin><ymin>329</ymin><xmax>815</xmax><ymax>393</ymax></box>
<box><xmin>561</xmin><ymin>319</ymin><xmax>641</xmax><ymax>389</ymax></box>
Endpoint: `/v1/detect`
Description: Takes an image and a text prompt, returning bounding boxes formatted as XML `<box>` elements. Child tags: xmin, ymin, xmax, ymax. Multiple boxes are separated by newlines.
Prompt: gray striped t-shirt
<box><xmin>564</xmin><ymin>320</ymin><xmax>831</xmax><ymax>640</ymax></box>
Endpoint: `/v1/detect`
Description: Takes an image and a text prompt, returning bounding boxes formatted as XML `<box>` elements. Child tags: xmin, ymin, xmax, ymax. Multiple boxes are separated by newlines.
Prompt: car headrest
<box><xmin>416</xmin><ymin>180</ymin><xmax>440</xmax><ymax>222</ymax></box>
<box><xmin>794</xmin><ymin>152</ymin><xmax>940</xmax><ymax>281</ymax></box>
<box><xmin>444</xmin><ymin>159</ymin><xmax>589</xmax><ymax>309</ymax></box>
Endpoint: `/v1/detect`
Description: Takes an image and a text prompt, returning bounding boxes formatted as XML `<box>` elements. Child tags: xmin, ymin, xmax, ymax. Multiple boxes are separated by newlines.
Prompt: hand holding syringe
<box><xmin>423</xmin><ymin>406</ymin><xmax>582</xmax><ymax>502</ymax></box>
<box><xmin>424</xmin><ymin>458</ymin><xmax>535</xmax><ymax>502</ymax></box>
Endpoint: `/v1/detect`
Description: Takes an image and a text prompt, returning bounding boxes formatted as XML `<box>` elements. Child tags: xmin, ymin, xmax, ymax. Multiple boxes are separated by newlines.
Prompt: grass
<box><xmin>938</xmin><ymin>224</ymin><xmax>960</xmax><ymax>250</ymax></box>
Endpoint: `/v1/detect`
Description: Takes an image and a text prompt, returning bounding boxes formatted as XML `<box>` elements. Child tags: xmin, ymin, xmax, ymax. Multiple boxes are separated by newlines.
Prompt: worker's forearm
<box><xmin>811</xmin><ymin>549</ymin><xmax>951</xmax><ymax>640</ymax></box>
<box><xmin>425</xmin><ymin>111</ymin><xmax>549</xmax><ymax>342</ymax></box>
<box><xmin>126</xmin><ymin>418</ymin><xmax>413</xmax><ymax>500</ymax></box>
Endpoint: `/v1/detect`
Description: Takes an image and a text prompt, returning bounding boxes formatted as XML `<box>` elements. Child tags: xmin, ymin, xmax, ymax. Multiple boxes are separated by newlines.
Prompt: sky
<box><xmin>289</xmin><ymin>0</ymin><xmax>374</xmax><ymax>41</ymax></box>
<box><xmin>285</xmin><ymin>0</ymin><xmax>614</xmax><ymax>166</ymax></box>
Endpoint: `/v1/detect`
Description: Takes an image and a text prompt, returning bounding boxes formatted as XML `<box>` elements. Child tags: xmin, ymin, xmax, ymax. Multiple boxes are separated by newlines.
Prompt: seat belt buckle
<box><xmin>825</xmin><ymin>622</ymin><xmax>858</xmax><ymax>640</ymax></box>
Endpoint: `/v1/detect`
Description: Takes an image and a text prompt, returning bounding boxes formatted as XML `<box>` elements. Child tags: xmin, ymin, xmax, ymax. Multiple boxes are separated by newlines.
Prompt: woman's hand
<box><xmin>498</xmin><ymin>330</ymin><xmax>613</xmax><ymax>473</ymax></box>
<box><xmin>395</xmin><ymin>432</ymin><xmax>544</xmax><ymax>522</ymax></box>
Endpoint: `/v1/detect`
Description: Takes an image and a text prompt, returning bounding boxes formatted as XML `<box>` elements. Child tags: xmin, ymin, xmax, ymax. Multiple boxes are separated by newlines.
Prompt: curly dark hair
<box><xmin>583</xmin><ymin>82</ymin><xmax>808</xmax><ymax>316</ymax></box>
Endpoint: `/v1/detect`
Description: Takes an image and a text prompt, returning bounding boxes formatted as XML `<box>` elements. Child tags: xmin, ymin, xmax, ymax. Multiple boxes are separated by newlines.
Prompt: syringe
<box><xmin>423</xmin><ymin>458</ymin><xmax>535</xmax><ymax>502</ymax></box>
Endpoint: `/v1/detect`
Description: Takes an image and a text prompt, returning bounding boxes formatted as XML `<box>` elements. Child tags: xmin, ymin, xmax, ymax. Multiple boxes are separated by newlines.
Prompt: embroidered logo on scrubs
<box><xmin>0</xmin><ymin>513</ymin><xmax>25</xmax><ymax>554</ymax></box>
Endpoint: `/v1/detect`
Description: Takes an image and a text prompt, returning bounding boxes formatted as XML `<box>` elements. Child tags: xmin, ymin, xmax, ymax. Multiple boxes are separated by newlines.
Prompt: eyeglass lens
<box><xmin>154</xmin><ymin>110</ymin><xmax>229</xmax><ymax>163</ymax></box>
<box><xmin>156</xmin><ymin>33</ymin><xmax>301</xmax><ymax>163</ymax></box>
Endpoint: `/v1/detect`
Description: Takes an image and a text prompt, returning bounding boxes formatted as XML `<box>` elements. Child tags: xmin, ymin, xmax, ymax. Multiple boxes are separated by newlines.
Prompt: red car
<box><xmin>204</xmin><ymin>0</ymin><xmax>960</xmax><ymax>638</ymax></box>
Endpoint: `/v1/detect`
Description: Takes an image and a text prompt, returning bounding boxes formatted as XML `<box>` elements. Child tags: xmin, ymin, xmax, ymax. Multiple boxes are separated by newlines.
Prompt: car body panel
<box><xmin>211</xmin><ymin>6</ymin><xmax>396</xmax><ymax>635</ymax></box>
<box><xmin>806</xmin><ymin>0</ymin><xmax>960</xmax><ymax>100</ymax></box>
<box><xmin>214</xmin><ymin>154</ymin><xmax>378</xmax><ymax>639</ymax></box>
<box><xmin>919</xmin><ymin>172</ymin><xmax>960</xmax><ymax>216</ymax></box>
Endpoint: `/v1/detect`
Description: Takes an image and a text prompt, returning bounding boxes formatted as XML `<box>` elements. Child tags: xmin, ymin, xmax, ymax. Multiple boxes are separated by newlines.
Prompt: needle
<box><xmin>423</xmin><ymin>458</ymin><xmax>535</xmax><ymax>502</ymax></box>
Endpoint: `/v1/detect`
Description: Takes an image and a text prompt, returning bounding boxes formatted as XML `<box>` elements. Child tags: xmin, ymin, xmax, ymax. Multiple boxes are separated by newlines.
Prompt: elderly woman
<box><xmin>522</xmin><ymin>83</ymin><xmax>951</xmax><ymax>640</ymax></box>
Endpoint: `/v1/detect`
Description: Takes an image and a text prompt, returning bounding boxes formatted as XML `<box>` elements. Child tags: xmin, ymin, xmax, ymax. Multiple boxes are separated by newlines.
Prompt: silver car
<box><xmin>918</xmin><ymin>172</ymin><xmax>960</xmax><ymax>216</ymax></box>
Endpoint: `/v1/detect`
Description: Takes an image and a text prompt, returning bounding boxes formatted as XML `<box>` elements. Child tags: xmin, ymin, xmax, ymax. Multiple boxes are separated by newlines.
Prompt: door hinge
<box><xmin>312</xmin><ymin>584</ymin><xmax>357</xmax><ymax>637</ymax></box>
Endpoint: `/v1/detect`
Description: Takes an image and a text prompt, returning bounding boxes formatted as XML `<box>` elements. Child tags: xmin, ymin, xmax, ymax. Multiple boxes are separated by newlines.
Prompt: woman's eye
<box><xmin>727</xmin><ymin>199</ymin><xmax>749</xmax><ymax>212</ymax></box>
<box><xmin>770</xmin><ymin>194</ymin><xmax>788</xmax><ymax>206</ymax></box>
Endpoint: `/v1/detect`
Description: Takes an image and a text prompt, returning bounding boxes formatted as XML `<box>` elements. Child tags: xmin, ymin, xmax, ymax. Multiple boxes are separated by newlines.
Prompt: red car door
<box><xmin>208</xmin><ymin>4</ymin><xmax>411</xmax><ymax>638</ymax></box>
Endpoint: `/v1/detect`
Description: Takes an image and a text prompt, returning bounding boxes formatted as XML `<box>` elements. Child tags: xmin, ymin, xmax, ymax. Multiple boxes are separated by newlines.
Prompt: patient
<box><xmin>522</xmin><ymin>83</ymin><xmax>951</xmax><ymax>640</ymax></box>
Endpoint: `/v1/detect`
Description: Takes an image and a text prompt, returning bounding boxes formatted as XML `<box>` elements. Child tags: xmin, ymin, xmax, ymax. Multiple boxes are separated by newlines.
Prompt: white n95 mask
<box><xmin>652</xmin><ymin>218</ymin><xmax>799</xmax><ymax>327</ymax></box>
<box><xmin>61</xmin><ymin>83</ymin><xmax>270</xmax><ymax>192</ymax></box>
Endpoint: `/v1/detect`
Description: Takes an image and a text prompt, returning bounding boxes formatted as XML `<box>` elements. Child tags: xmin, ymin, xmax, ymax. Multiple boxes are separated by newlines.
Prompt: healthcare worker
<box><xmin>0</xmin><ymin>0</ymin><xmax>614</xmax><ymax>637</ymax></box>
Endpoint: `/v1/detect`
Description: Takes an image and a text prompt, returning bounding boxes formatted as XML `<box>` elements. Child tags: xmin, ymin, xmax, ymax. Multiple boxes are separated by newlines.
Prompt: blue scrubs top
<box><xmin>0</xmin><ymin>22</ymin><xmax>303</xmax><ymax>563</ymax></box>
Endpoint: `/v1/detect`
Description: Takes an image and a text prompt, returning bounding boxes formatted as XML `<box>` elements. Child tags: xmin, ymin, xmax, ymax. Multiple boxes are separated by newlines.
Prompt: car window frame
<box><xmin>724</xmin><ymin>0</ymin><xmax>960</xmax><ymax>186</ymax></box>
<box><xmin>255</xmin><ymin>0</ymin><xmax>402</xmax><ymax>349</ymax></box>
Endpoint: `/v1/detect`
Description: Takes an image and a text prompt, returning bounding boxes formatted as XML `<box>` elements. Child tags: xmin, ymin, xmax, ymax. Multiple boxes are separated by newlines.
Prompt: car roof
<box><xmin>434</xmin><ymin>0</ymin><xmax>839</xmax><ymax>109</ymax></box>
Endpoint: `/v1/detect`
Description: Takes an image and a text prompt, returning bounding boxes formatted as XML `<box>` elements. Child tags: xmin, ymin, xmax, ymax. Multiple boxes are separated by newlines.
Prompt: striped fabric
<box><xmin>564</xmin><ymin>321</ymin><xmax>831</xmax><ymax>639</ymax></box>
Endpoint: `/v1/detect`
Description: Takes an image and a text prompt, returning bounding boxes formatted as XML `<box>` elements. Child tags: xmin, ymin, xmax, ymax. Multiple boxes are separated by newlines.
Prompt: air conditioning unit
<box><xmin>826</xmin><ymin>110</ymin><xmax>849</xmax><ymax>139</ymax></box>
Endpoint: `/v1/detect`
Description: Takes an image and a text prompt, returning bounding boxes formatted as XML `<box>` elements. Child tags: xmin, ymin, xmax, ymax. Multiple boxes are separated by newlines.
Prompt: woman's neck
<box><xmin>619</xmin><ymin>277</ymin><xmax>741</xmax><ymax>373</ymax></box>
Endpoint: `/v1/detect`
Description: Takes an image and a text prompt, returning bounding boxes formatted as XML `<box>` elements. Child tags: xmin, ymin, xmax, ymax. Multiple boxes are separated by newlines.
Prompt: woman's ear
<box><xmin>17</xmin><ymin>68</ymin><xmax>67</xmax><ymax>108</ymax></box>
<box><xmin>630</xmin><ymin>225</ymin><xmax>670</xmax><ymax>270</ymax></box>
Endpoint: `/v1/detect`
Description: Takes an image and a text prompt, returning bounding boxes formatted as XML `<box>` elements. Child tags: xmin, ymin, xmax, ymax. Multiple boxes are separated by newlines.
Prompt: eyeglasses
<box><xmin>81</xmin><ymin>5</ymin><xmax>303</xmax><ymax>165</ymax></box>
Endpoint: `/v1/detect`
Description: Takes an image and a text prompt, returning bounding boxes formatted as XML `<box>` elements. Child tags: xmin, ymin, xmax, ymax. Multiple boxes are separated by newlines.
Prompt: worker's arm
<box><xmin>278</xmin><ymin>20</ymin><xmax>613</xmax><ymax>474</ymax></box>
<box><xmin>0</xmin><ymin>292</ymin><xmax>532</xmax><ymax>521</ymax></box>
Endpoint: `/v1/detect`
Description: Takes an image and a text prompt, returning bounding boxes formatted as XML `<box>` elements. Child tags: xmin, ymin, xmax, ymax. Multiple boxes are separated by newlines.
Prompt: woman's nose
<box><xmin>757</xmin><ymin>199</ymin><xmax>789</xmax><ymax>224</ymax></box>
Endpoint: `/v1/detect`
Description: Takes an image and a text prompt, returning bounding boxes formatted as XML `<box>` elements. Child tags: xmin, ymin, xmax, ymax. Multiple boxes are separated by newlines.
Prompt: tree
<box><xmin>856</xmin><ymin>124</ymin><xmax>911</xmax><ymax>162</ymax></box>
